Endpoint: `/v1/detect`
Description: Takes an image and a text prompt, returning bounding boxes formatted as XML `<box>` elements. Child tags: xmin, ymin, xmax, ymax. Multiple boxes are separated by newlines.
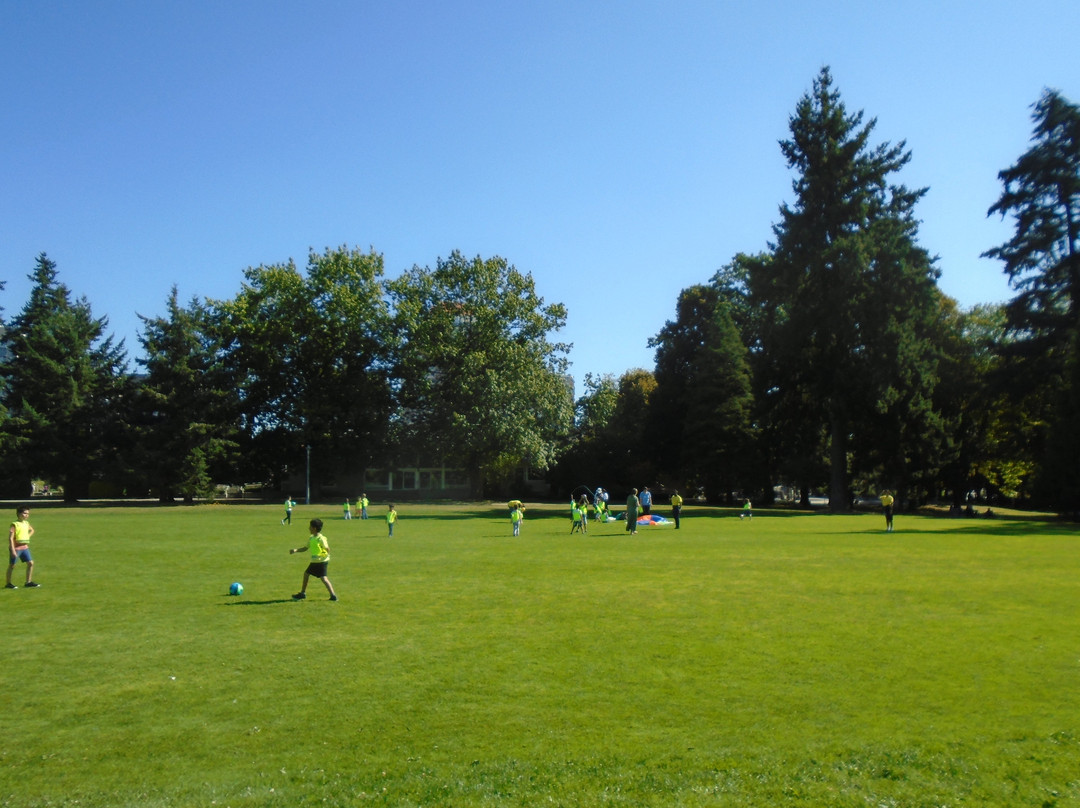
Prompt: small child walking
<box><xmin>289</xmin><ymin>518</ymin><xmax>337</xmax><ymax>601</ymax></box>
<box><xmin>343</xmin><ymin>499</ymin><xmax>352</xmax><ymax>520</ymax></box>
<box><xmin>740</xmin><ymin>498</ymin><xmax>752</xmax><ymax>520</ymax></box>
<box><xmin>386</xmin><ymin>503</ymin><xmax>397</xmax><ymax>537</ymax></box>
<box><xmin>511</xmin><ymin>503</ymin><xmax>524</xmax><ymax>536</ymax></box>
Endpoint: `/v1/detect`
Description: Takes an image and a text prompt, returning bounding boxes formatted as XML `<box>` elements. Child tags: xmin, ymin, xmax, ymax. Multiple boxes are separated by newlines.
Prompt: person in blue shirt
<box><xmin>639</xmin><ymin>487</ymin><xmax>653</xmax><ymax>515</ymax></box>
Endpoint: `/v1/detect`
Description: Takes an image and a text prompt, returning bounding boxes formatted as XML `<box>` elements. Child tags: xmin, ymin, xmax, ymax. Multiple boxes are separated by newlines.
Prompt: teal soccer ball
<box><xmin>229</xmin><ymin>582</ymin><xmax>244</xmax><ymax>596</ymax></box>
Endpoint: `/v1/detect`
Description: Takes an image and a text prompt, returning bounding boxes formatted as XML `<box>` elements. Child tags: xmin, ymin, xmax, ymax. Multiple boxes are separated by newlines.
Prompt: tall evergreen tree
<box><xmin>682</xmin><ymin>297</ymin><xmax>754</xmax><ymax>502</ymax></box>
<box><xmin>984</xmin><ymin>89</ymin><xmax>1080</xmax><ymax>510</ymax></box>
<box><xmin>752</xmin><ymin>67</ymin><xmax>944</xmax><ymax>509</ymax></box>
<box><xmin>1</xmin><ymin>254</ymin><xmax>132</xmax><ymax>500</ymax></box>
<box><xmin>649</xmin><ymin>284</ymin><xmax>754</xmax><ymax>500</ymax></box>
<box><xmin>648</xmin><ymin>285</ymin><xmax>720</xmax><ymax>479</ymax></box>
<box><xmin>602</xmin><ymin>369</ymin><xmax>658</xmax><ymax>492</ymax></box>
<box><xmin>135</xmin><ymin>287</ymin><xmax>238</xmax><ymax>502</ymax></box>
<box><xmin>548</xmin><ymin>372</ymin><xmax>620</xmax><ymax>496</ymax></box>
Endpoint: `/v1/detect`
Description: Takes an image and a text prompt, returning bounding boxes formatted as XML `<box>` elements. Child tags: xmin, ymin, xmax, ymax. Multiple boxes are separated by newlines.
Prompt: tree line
<box><xmin>2</xmin><ymin>68</ymin><xmax>1076</xmax><ymax>511</ymax></box>
<box><xmin>556</xmin><ymin>69</ymin><xmax>1079</xmax><ymax>512</ymax></box>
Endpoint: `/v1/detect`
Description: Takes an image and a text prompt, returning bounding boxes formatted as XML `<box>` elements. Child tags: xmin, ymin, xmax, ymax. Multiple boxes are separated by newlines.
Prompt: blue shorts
<box><xmin>10</xmin><ymin>547</ymin><xmax>32</xmax><ymax>565</ymax></box>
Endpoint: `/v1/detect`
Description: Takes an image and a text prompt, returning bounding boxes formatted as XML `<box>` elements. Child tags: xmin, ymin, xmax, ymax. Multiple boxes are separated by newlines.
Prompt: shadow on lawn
<box><xmin>848</xmin><ymin>519</ymin><xmax>1073</xmax><ymax>537</ymax></box>
<box><xmin>220</xmin><ymin>598</ymin><xmax>297</xmax><ymax>606</ymax></box>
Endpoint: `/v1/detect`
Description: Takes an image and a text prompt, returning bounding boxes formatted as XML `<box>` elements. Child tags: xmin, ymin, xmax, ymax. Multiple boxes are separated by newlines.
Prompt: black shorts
<box><xmin>305</xmin><ymin>562</ymin><xmax>329</xmax><ymax>578</ymax></box>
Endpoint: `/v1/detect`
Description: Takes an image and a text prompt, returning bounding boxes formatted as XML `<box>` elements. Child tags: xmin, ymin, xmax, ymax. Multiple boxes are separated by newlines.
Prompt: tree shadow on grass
<box><xmin>396</xmin><ymin>508</ymin><xmax>516</xmax><ymax>521</ymax></box>
<box><xmin>847</xmin><ymin>520</ymin><xmax>1073</xmax><ymax>537</ymax></box>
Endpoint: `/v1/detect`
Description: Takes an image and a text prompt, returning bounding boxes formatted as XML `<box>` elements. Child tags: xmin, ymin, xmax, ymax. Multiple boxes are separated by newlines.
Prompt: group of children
<box><xmin>6</xmin><ymin>486</ymin><xmax>898</xmax><ymax>608</ymax></box>
<box><xmin>341</xmin><ymin>494</ymin><xmax>371</xmax><ymax>521</ymax></box>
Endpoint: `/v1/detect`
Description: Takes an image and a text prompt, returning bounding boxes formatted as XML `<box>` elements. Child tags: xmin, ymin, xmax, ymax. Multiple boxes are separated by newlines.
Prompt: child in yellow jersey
<box><xmin>570</xmin><ymin>501</ymin><xmax>584</xmax><ymax>534</ymax></box>
<box><xmin>6</xmin><ymin>506</ymin><xmax>37</xmax><ymax>589</ymax></box>
<box><xmin>289</xmin><ymin>518</ymin><xmax>337</xmax><ymax>601</ymax></box>
<box><xmin>386</xmin><ymin>504</ymin><xmax>397</xmax><ymax>537</ymax></box>
<box><xmin>879</xmin><ymin>490</ymin><xmax>895</xmax><ymax>532</ymax></box>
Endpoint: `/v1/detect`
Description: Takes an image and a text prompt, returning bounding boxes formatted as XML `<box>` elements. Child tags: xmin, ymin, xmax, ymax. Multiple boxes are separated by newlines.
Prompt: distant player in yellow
<box><xmin>570</xmin><ymin>500</ymin><xmax>585</xmax><ymax>534</ymax></box>
<box><xmin>343</xmin><ymin>498</ymin><xmax>352</xmax><ymax>520</ymax></box>
<box><xmin>879</xmin><ymin>490</ymin><xmax>895</xmax><ymax>532</ymax></box>
<box><xmin>7</xmin><ymin>506</ymin><xmax>38</xmax><ymax>589</ymax></box>
<box><xmin>289</xmin><ymin>518</ymin><xmax>337</xmax><ymax>600</ymax></box>
<box><xmin>740</xmin><ymin>498</ymin><xmax>752</xmax><ymax>520</ymax></box>
<box><xmin>511</xmin><ymin>504</ymin><xmax>524</xmax><ymax>536</ymax></box>
<box><xmin>670</xmin><ymin>490</ymin><xmax>683</xmax><ymax>529</ymax></box>
<box><xmin>360</xmin><ymin>493</ymin><xmax>370</xmax><ymax>520</ymax></box>
<box><xmin>386</xmin><ymin>503</ymin><xmax>398</xmax><ymax>537</ymax></box>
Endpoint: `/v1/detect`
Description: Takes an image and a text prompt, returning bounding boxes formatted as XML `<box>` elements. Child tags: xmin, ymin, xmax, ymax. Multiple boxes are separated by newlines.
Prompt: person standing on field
<box><xmin>511</xmin><ymin>503</ymin><xmax>524</xmax><ymax>536</ymax></box>
<box><xmin>281</xmin><ymin>496</ymin><xmax>295</xmax><ymax>525</ymax></box>
<box><xmin>879</xmin><ymin>490</ymin><xmax>895</xmax><ymax>532</ymax></box>
<box><xmin>639</xmin><ymin>487</ymin><xmax>652</xmax><ymax>515</ymax></box>
<box><xmin>625</xmin><ymin>489</ymin><xmax>640</xmax><ymax>535</ymax></box>
<box><xmin>360</xmin><ymin>493</ymin><xmax>369</xmax><ymax>520</ymax></box>
<box><xmin>570</xmin><ymin>499</ymin><xmax>585</xmax><ymax>534</ymax></box>
<box><xmin>670</xmin><ymin>490</ymin><xmax>683</xmax><ymax>530</ymax></box>
<box><xmin>6</xmin><ymin>506</ymin><xmax>38</xmax><ymax>589</ymax></box>
<box><xmin>386</xmin><ymin>503</ymin><xmax>398</xmax><ymax>537</ymax></box>
<box><xmin>578</xmin><ymin>495</ymin><xmax>590</xmax><ymax>534</ymax></box>
<box><xmin>289</xmin><ymin>518</ymin><xmax>337</xmax><ymax>601</ymax></box>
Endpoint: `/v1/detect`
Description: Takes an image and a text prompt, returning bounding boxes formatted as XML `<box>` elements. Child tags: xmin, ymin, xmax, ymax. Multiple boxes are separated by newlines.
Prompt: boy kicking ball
<box><xmin>289</xmin><ymin>518</ymin><xmax>338</xmax><ymax>601</ymax></box>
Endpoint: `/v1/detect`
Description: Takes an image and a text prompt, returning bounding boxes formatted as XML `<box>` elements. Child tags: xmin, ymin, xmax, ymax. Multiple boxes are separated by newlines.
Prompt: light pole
<box><xmin>305</xmin><ymin>444</ymin><xmax>311</xmax><ymax>505</ymax></box>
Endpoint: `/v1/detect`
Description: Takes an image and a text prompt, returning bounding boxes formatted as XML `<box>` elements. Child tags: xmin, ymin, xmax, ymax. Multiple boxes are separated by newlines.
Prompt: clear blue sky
<box><xmin>3</xmin><ymin>1</ymin><xmax>1077</xmax><ymax>394</ymax></box>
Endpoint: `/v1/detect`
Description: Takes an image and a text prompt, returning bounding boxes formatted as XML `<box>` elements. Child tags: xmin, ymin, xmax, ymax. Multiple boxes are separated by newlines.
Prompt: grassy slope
<box><xmin>2</xmin><ymin>502</ymin><xmax>1077</xmax><ymax>807</ymax></box>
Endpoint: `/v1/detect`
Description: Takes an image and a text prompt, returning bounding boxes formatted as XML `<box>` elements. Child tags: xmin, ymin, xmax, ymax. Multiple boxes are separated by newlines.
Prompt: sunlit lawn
<box><xmin>2</xmin><ymin>500</ymin><xmax>1077</xmax><ymax>806</ymax></box>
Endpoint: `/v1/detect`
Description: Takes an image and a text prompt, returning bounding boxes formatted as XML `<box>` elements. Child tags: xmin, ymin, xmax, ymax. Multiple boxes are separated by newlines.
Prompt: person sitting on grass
<box><xmin>289</xmin><ymin>518</ymin><xmax>337</xmax><ymax>601</ymax></box>
<box><xmin>595</xmin><ymin>498</ymin><xmax>608</xmax><ymax>522</ymax></box>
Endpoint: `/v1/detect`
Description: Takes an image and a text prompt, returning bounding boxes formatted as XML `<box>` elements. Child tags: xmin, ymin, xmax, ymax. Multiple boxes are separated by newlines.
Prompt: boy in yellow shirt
<box><xmin>289</xmin><ymin>518</ymin><xmax>337</xmax><ymax>601</ymax></box>
<box><xmin>6</xmin><ymin>506</ymin><xmax>38</xmax><ymax>589</ymax></box>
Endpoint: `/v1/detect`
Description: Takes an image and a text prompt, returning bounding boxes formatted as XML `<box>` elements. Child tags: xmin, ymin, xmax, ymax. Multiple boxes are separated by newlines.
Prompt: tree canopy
<box><xmin>2</xmin><ymin>76</ymin><xmax>1076</xmax><ymax>511</ymax></box>
<box><xmin>386</xmin><ymin>251</ymin><xmax>573</xmax><ymax>497</ymax></box>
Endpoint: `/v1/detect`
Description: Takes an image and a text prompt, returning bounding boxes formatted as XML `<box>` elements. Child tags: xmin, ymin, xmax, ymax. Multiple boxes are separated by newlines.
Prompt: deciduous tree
<box><xmin>386</xmin><ymin>251</ymin><xmax>573</xmax><ymax>497</ymax></box>
<box><xmin>213</xmin><ymin>246</ymin><xmax>396</xmax><ymax>487</ymax></box>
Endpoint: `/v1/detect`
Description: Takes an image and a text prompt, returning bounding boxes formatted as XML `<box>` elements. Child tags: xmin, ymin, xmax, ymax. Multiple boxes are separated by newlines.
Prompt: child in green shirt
<box><xmin>289</xmin><ymin>518</ymin><xmax>337</xmax><ymax>601</ymax></box>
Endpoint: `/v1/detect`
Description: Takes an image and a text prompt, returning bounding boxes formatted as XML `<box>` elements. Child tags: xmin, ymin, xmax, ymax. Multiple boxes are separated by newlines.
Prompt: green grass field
<box><xmin>2</xmin><ymin>501</ymin><xmax>1077</xmax><ymax>807</ymax></box>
